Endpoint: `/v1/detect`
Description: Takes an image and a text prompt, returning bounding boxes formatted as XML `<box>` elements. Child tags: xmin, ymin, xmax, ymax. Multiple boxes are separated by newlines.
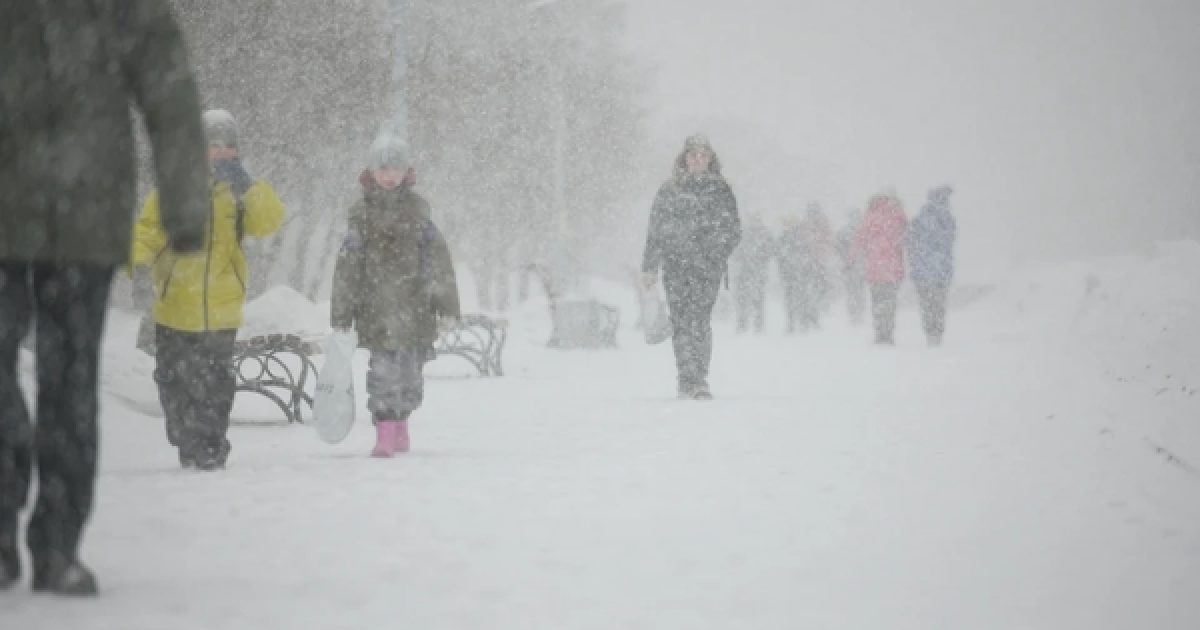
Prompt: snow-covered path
<box><xmin>3</xmin><ymin>309</ymin><xmax>1199</xmax><ymax>629</ymax></box>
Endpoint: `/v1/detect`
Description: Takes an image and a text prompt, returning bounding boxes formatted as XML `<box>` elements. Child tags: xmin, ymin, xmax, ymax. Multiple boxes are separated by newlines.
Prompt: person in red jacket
<box><xmin>856</xmin><ymin>192</ymin><xmax>909</xmax><ymax>344</ymax></box>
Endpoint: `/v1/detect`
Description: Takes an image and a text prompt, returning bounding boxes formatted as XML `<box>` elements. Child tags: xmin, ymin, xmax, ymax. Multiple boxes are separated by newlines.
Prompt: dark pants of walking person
<box><xmin>734</xmin><ymin>274</ymin><xmax>767</xmax><ymax>333</ymax></box>
<box><xmin>783</xmin><ymin>269</ymin><xmax>822</xmax><ymax>333</ymax></box>
<box><xmin>662</xmin><ymin>263</ymin><xmax>722</xmax><ymax>395</ymax></box>
<box><xmin>869</xmin><ymin>282</ymin><xmax>900</xmax><ymax>344</ymax></box>
<box><xmin>154</xmin><ymin>326</ymin><xmax>237</xmax><ymax>467</ymax></box>
<box><xmin>915</xmin><ymin>282</ymin><xmax>949</xmax><ymax>345</ymax></box>
<box><xmin>0</xmin><ymin>262</ymin><xmax>114</xmax><ymax>590</ymax></box>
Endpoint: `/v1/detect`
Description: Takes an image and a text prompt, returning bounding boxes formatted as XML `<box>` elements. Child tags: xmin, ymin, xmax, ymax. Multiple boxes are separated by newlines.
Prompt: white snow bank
<box><xmin>973</xmin><ymin>240</ymin><xmax>1200</xmax><ymax>387</ymax></box>
<box><xmin>240</xmin><ymin>286</ymin><xmax>331</xmax><ymax>340</ymax></box>
<box><xmin>969</xmin><ymin>240</ymin><xmax>1200</xmax><ymax>464</ymax></box>
<box><xmin>456</xmin><ymin>268</ymin><xmax>644</xmax><ymax>345</ymax></box>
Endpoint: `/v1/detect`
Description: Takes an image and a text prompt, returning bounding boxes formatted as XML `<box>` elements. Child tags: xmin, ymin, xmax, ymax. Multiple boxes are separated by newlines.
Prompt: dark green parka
<box><xmin>642</xmin><ymin>147</ymin><xmax>742</xmax><ymax>276</ymax></box>
<box><xmin>330</xmin><ymin>182</ymin><xmax>460</xmax><ymax>351</ymax></box>
<box><xmin>0</xmin><ymin>0</ymin><xmax>209</xmax><ymax>264</ymax></box>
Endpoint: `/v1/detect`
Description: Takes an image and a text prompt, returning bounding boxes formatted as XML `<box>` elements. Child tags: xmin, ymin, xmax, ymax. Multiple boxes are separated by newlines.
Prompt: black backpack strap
<box><xmin>235</xmin><ymin>194</ymin><xmax>246</xmax><ymax>244</ymax></box>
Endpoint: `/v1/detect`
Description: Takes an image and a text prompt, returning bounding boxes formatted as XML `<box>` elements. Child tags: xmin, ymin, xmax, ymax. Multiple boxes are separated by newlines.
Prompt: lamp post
<box><xmin>384</xmin><ymin>0</ymin><xmax>408</xmax><ymax>144</ymax></box>
<box><xmin>527</xmin><ymin>1</ymin><xmax>570</xmax><ymax>280</ymax></box>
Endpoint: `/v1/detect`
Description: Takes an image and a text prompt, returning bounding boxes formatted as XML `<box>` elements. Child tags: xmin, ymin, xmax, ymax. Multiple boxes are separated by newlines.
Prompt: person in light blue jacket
<box><xmin>907</xmin><ymin>186</ymin><xmax>957</xmax><ymax>346</ymax></box>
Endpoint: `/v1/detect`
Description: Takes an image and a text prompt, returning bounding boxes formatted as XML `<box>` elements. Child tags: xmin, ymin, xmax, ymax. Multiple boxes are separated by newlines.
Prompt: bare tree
<box><xmin>170</xmin><ymin>0</ymin><xmax>650</xmax><ymax>302</ymax></box>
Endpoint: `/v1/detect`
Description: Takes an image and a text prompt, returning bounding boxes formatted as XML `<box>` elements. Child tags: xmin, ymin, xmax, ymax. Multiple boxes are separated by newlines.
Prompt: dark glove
<box><xmin>212</xmin><ymin>158</ymin><xmax>254</xmax><ymax>197</ymax></box>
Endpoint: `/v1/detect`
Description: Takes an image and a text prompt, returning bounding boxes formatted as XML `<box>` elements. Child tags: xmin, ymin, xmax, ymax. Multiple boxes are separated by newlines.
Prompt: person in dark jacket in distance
<box><xmin>0</xmin><ymin>0</ymin><xmax>209</xmax><ymax>595</ymax></box>
<box><xmin>331</xmin><ymin>135</ymin><xmax>461</xmax><ymax>457</ymax></box>
<box><xmin>907</xmin><ymin>186</ymin><xmax>957</xmax><ymax>346</ymax></box>
<box><xmin>777</xmin><ymin>209</ymin><xmax>824</xmax><ymax>334</ymax></box>
<box><xmin>802</xmin><ymin>203</ymin><xmax>835</xmax><ymax>323</ymax></box>
<box><xmin>642</xmin><ymin>134</ymin><xmax>742</xmax><ymax>399</ymax></box>
<box><xmin>732</xmin><ymin>212</ymin><xmax>775</xmax><ymax>334</ymax></box>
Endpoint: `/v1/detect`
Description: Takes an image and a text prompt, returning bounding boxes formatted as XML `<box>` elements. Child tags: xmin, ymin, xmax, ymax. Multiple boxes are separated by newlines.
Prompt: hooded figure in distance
<box><xmin>907</xmin><ymin>186</ymin><xmax>957</xmax><ymax>346</ymax></box>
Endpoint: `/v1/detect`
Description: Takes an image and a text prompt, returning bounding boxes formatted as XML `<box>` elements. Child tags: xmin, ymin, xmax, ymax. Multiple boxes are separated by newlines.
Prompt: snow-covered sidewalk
<box><xmin>3</xmin><ymin>301</ymin><xmax>1197</xmax><ymax>629</ymax></box>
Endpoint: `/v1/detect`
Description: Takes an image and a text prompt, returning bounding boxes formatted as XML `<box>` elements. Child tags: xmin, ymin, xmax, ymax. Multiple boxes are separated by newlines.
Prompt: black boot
<box><xmin>0</xmin><ymin>525</ymin><xmax>17</xmax><ymax>591</ymax></box>
<box><xmin>32</xmin><ymin>555</ymin><xmax>98</xmax><ymax>596</ymax></box>
<box><xmin>181</xmin><ymin>437</ymin><xmax>230</xmax><ymax>471</ymax></box>
<box><xmin>178</xmin><ymin>447</ymin><xmax>197</xmax><ymax>469</ymax></box>
<box><xmin>0</xmin><ymin>565</ymin><xmax>15</xmax><ymax>591</ymax></box>
<box><xmin>0</xmin><ymin>544</ymin><xmax>15</xmax><ymax>590</ymax></box>
<box><xmin>193</xmin><ymin>439</ymin><xmax>231</xmax><ymax>472</ymax></box>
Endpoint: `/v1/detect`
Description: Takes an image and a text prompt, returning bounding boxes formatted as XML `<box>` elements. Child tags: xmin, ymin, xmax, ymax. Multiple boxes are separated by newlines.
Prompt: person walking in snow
<box><xmin>777</xmin><ymin>209</ymin><xmax>825</xmax><ymax>333</ymax></box>
<box><xmin>800</xmin><ymin>202</ymin><xmax>835</xmax><ymax>315</ymax></box>
<box><xmin>330</xmin><ymin>136</ymin><xmax>461</xmax><ymax>457</ymax></box>
<box><xmin>907</xmin><ymin>186</ymin><xmax>957</xmax><ymax>346</ymax></box>
<box><xmin>732</xmin><ymin>212</ymin><xmax>775</xmax><ymax>334</ymax></box>
<box><xmin>857</xmin><ymin>192</ymin><xmax>909</xmax><ymax>345</ymax></box>
<box><xmin>642</xmin><ymin>134</ymin><xmax>742</xmax><ymax>399</ymax></box>
<box><xmin>0</xmin><ymin>1</ymin><xmax>210</xmax><ymax>595</ymax></box>
<box><xmin>837</xmin><ymin>208</ymin><xmax>867</xmax><ymax>324</ymax></box>
<box><xmin>132</xmin><ymin>110</ymin><xmax>285</xmax><ymax>471</ymax></box>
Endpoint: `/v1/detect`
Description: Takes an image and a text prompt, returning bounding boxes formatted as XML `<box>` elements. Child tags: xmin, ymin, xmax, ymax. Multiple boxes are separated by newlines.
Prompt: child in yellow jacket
<box><xmin>132</xmin><ymin>109</ymin><xmax>284</xmax><ymax>470</ymax></box>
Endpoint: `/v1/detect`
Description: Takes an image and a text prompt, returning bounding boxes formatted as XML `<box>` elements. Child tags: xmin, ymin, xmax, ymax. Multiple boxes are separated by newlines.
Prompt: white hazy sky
<box><xmin>621</xmin><ymin>0</ymin><xmax>1200</xmax><ymax>278</ymax></box>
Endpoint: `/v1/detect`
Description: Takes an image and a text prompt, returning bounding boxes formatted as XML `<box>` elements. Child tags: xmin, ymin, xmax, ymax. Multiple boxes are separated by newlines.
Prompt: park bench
<box><xmin>234</xmin><ymin>315</ymin><xmax>507</xmax><ymax>423</ymax></box>
<box><xmin>137</xmin><ymin>314</ymin><xmax>508</xmax><ymax>424</ymax></box>
<box><xmin>524</xmin><ymin>262</ymin><xmax>620</xmax><ymax>349</ymax></box>
<box><xmin>232</xmin><ymin>334</ymin><xmax>318</xmax><ymax>425</ymax></box>
<box><xmin>432</xmin><ymin>314</ymin><xmax>509</xmax><ymax>377</ymax></box>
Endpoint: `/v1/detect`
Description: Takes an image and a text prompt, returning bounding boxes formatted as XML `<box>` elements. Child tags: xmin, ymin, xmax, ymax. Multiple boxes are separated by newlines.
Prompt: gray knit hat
<box><xmin>203</xmin><ymin>109</ymin><xmax>239</xmax><ymax>147</ymax></box>
<box><xmin>929</xmin><ymin>185</ymin><xmax>954</xmax><ymax>202</ymax></box>
<box><xmin>369</xmin><ymin>133</ymin><xmax>413</xmax><ymax>170</ymax></box>
<box><xmin>683</xmin><ymin>133</ymin><xmax>713</xmax><ymax>153</ymax></box>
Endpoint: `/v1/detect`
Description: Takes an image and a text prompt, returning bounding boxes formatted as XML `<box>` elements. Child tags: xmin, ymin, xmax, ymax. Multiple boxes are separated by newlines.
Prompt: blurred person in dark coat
<box><xmin>0</xmin><ymin>0</ymin><xmax>209</xmax><ymax>595</ymax></box>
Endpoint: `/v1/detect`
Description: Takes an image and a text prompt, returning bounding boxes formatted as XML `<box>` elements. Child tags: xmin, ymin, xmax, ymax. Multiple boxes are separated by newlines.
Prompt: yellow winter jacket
<box><xmin>132</xmin><ymin>180</ymin><xmax>285</xmax><ymax>332</ymax></box>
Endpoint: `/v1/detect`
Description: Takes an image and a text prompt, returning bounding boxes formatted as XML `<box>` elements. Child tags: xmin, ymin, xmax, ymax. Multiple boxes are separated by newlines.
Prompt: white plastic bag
<box><xmin>639</xmin><ymin>285</ymin><xmax>673</xmax><ymax>345</ymax></box>
<box><xmin>313</xmin><ymin>330</ymin><xmax>358</xmax><ymax>444</ymax></box>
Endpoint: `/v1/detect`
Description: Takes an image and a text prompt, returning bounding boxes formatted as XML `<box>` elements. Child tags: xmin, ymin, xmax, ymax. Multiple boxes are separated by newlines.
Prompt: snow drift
<box><xmin>973</xmin><ymin>240</ymin><xmax>1200</xmax><ymax>394</ymax></box>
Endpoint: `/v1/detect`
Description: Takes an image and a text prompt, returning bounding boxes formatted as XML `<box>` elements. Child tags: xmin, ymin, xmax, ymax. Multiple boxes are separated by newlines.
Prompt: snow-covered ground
<box><xmin>3</xmin><ymin>245</ymin><xmax>1199</xmax><ymax>629</ymax></box>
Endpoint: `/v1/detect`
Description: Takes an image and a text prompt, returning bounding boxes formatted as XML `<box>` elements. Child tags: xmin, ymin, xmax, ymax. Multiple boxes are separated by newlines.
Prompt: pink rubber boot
<box><xmin>371</xmin><ymin>420</ymin><xmax>401</xmax><ymax>458</ymax></box>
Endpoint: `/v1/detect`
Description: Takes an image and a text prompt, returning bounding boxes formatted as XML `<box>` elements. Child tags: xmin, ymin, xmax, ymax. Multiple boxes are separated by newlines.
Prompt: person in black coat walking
<box><xmin>642</xmin><ymin>135</ymin><xmax>742</xmax><ymax>399</ymax></box>
<box><xmin>0</xmin><ymin>1</ymin><xmax>209</xmax><ymax>595</ymax></box>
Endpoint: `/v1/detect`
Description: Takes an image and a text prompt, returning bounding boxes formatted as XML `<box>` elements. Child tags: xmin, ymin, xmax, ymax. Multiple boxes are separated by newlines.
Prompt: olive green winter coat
<box><xmin>0</xmin><ymin>0</ymin><xmax>209</xmax><ymax>265</ymax></box>
<box><xmin>330</xmin><ymin>185</ymin><xmax>460</xmax><ymax>351</ymax></box>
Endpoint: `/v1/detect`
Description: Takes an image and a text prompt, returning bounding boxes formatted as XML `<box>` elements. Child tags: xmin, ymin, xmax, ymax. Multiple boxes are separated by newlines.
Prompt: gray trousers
<box><xmin>662</xmin><ymin>263</ymin><xmax>722</xmax><ymax>390</ymax></box>
<box><xmin>869</xmin><ymin>283</ymin><xmax>900</xmax><ymax>342</ymax></box>
<box><xmin>1</xmin><ymin>263</ymin><xmax>113</xmax><ymax>573</ymax></box>
<box><xmin>915</xmin><ymin>282</ymin><xmax>950</xmax><ymax>340</ymax></box>
<box><xmin>366</xmin><ymin>347</ymin><xmax>425</xmax><ymax>418</ymax></box>
<box><xmin>155</xmin><ymin>326</ymin><xmax>237</xmax><ymax>458</ymax></box>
